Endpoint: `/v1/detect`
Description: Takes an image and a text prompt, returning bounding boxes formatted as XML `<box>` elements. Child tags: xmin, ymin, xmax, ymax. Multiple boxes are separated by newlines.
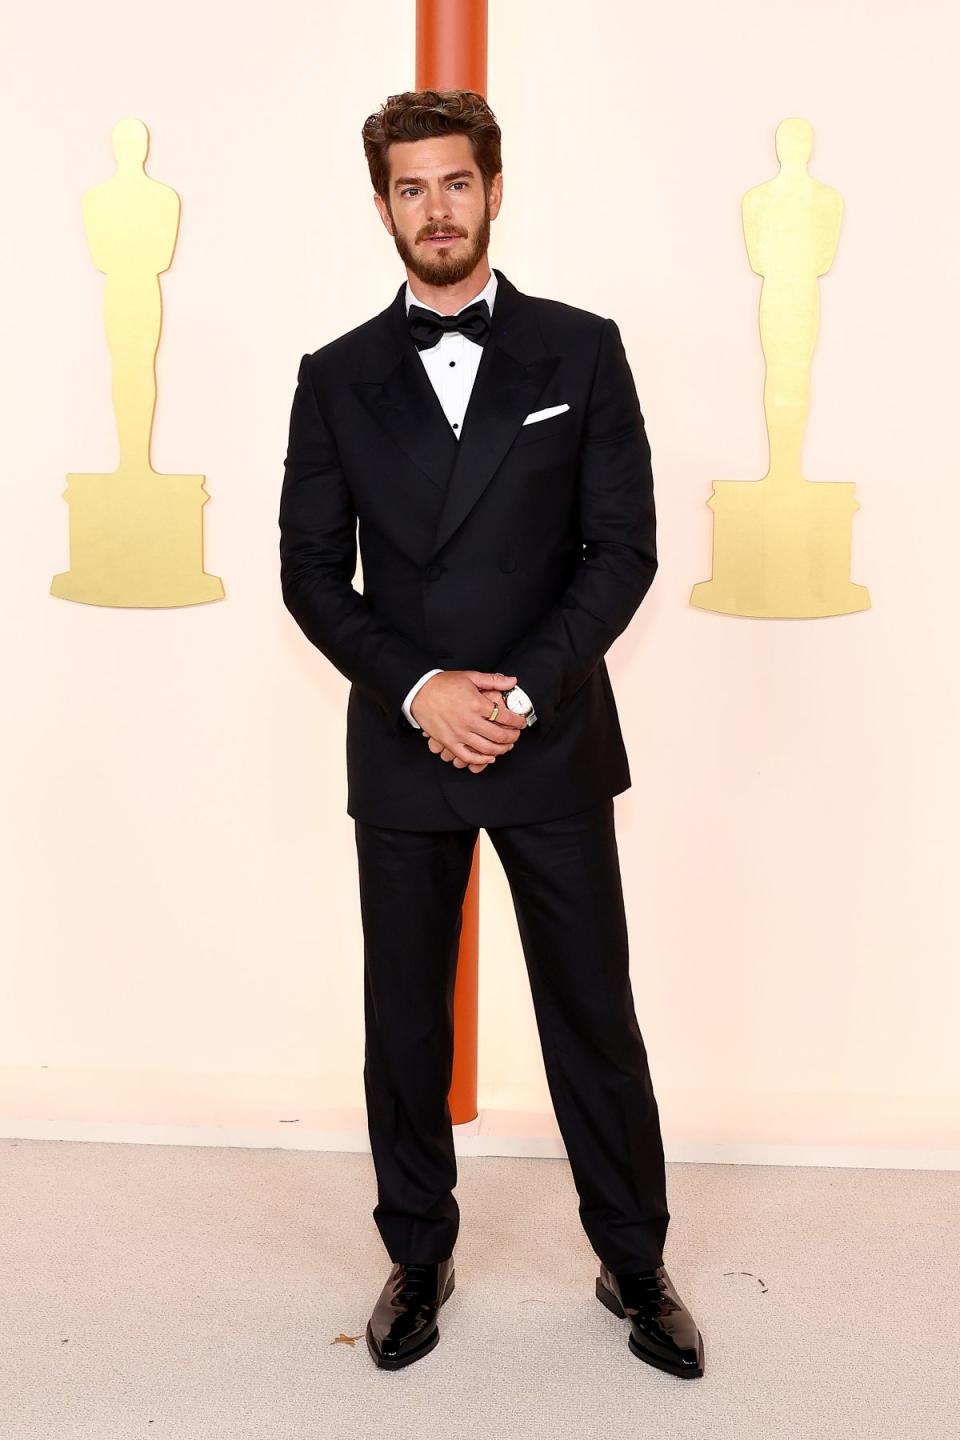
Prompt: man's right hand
<box><xmin>411</xmin><ymin>670</ymin><xmax>527</xmax><ymax>770</ymax></box>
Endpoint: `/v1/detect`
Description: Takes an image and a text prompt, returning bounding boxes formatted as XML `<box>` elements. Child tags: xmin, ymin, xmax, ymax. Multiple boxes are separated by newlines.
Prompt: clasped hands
<box><xmin>410</xmin><ymin>670</ymin><xmax>527</xmax><ymax>774</ymax></box>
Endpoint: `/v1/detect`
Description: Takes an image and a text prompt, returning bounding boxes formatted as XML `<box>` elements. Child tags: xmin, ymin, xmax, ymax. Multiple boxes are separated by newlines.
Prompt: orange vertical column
<box><xmin>415</xmin><ymin>0</ymin><xmax>487</xmax><ymax>1126</ymax></box>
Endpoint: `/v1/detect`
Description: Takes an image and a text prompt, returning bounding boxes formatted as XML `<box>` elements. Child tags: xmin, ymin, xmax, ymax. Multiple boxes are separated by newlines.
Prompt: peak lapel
<box><xmin>350</xmin><ymin>282</ymin><xmax>459</xmax><ymax>490</ymax></box>
<box><xmin>350</xmin><ymin>268</ymin><xmax>560</xmax><ymax>552</ymax></box>
<box><xmin>429</xmin><ymin>269</ymin><xmax>560</xmax><ymax>557</ymax></box>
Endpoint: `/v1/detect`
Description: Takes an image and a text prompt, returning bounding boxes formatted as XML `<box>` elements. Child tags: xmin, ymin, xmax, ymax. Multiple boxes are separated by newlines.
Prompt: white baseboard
<box><xmin>3</xmin><ymin>1070</ymin><xmax>957</xmax><ymax>1168</ymax></box>
<box><xmin>3</xmin><ymin>1107</ymin><xmax>958</xmax><ymax>1170</ymax></box>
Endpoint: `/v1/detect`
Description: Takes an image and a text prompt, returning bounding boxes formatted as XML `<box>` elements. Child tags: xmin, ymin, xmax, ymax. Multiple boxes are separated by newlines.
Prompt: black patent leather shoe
<box><xmin>365</xmin><ymin>1255</ymin><xmax>456</xmax><ymax>1369</ymax></box>
<box><xmin>596</xmin><ymin>1261</ymin><xmax>704</xmax><ymax>1378</ymax></box>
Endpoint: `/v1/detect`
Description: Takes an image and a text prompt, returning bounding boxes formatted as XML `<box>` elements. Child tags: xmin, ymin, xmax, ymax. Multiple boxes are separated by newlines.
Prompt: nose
<box><xmin>425</xmin><ymin>190</ymin><xmax>453</xmax><ymax>224</ymax></box>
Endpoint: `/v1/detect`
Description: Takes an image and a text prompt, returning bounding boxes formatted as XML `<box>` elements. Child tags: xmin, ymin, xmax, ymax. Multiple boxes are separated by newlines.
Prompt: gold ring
<box><xmin>488</xmin><ymin>701</ymin><xmax>500</xmax><ymax>722</ymax></box>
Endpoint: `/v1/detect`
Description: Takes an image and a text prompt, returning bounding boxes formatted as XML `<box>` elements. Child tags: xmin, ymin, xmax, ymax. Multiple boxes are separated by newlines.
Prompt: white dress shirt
<box><xmin>400</xmin><ymin>270</ymin><xmax>499</xmax><ymax>728</ymax></box>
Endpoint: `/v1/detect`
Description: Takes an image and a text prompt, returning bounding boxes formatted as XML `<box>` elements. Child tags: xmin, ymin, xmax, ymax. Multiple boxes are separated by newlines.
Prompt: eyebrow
<box><xmin>392</xmin><ymin>168</ymin><xmax>475</xmax><ymax>190</ymax></box>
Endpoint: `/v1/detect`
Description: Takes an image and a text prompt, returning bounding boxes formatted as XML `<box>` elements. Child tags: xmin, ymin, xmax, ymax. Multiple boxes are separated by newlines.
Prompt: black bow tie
<box><xmin>407</xmin><ymin>298</ymin><xmax>491</xmax><ymax>351</ymax></box>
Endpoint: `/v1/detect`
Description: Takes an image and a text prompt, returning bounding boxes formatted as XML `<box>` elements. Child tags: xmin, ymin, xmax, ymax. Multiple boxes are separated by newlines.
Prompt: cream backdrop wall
<box><xmin>2</xmin><ymin>0</ymin><xmax>957</xmax><ymax>1162</ymax></box>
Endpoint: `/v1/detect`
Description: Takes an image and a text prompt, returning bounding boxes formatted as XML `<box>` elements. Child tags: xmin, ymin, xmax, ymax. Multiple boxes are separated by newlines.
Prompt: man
<box><xmin>279</xmin><ymin>89</ymin><xmax>704</xmax><ymax>1379</ymax></box>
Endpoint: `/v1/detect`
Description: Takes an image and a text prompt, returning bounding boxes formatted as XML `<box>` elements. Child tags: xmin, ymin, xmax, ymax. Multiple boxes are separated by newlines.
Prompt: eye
<box><xmin>399</xmin><ymin>182</ymin><xmax>468</xmax><ymax>199</ymax></box>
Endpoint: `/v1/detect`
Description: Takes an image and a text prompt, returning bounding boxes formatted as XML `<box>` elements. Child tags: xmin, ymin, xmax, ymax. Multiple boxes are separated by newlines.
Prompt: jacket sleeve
<box><xmin>500</xmin><ymin>318</ymin><xmax>658</xmax><ymax>737</ymax></box>
<box><xmin>279</xmin><ymin>352</ymin><xmax>440</xmax><ymax>728</ymax></box>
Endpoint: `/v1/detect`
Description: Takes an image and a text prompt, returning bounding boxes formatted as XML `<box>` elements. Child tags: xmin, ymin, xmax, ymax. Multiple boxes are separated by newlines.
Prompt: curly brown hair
<box><xmin>361</xmin><ymin>89</ymin><xmax>502</xmax><ymax>203</ymax></box>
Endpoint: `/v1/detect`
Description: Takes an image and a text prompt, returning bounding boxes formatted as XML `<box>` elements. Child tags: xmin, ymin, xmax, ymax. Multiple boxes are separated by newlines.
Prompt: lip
<box><xmin>424</xmin><ymin>234</ymin><xmax>459</xmax><ymax>243</ymax></box>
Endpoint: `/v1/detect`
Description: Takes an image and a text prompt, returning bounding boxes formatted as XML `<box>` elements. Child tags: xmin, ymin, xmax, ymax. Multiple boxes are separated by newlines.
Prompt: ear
<box><xmin>373</xmin><ymin>192</ymin><xmax>395</xmax><ymax>236</ymax></box>
<box><xmin>371</xmin><ymin>192</ymin><xmax>391</xmax><ymax>234</ymax></box>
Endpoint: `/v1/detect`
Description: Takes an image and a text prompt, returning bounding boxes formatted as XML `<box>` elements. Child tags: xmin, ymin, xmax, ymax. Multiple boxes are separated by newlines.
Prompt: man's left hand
<box><xmin>424</xmin><ymin>681</ymin><xmax>526</xmax><ymax>773</ymax></box>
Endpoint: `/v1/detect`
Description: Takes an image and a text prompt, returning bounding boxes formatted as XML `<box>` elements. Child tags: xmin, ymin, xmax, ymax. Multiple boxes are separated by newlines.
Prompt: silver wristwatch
<box><xmin>503</xmin><ymin>684</ymin><xmax>537</xmax><ymax>727</ymax></box>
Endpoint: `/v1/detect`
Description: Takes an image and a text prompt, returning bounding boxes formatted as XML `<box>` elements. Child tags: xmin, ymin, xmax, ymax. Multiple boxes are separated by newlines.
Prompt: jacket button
<box><xmin>498</xmin><ymin>553</ymin><xmax>517</xmax><ymax>572</ymax></box>
<box><xmin>426</xmin><ymin>562</ymin><xmax>443</xmax><ymax>581</ymax></box>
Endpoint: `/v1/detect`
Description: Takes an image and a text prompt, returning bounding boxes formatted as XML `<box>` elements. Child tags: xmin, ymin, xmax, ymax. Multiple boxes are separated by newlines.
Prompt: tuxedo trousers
<box><xmin>353</xmin><ymin>794</ymin><xmax>670</xmax><ymax>1273</ymax></box>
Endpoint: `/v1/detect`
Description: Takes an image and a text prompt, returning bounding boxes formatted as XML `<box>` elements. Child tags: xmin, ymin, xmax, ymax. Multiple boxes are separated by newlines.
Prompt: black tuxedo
<box><xmin>278</xmin><ymin>268</ymin><xmax>670</xmax><ymax>1274</ymax></box>
<box><xmin>279</xmin><ymin>267</ymin><xmax>657</xmax><ymax>830</ymax></box>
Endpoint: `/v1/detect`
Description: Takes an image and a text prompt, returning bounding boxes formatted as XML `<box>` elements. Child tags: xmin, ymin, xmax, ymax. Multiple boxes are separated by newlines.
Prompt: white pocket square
<box><xmin>522</xmin><ymin>403</ymin><xmax>570</xmax><ymax>426</ymax></box>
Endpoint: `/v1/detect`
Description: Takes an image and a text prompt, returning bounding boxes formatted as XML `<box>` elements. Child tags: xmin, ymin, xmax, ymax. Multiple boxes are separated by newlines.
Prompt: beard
<box><xmin>390</xmin><ymin>200</ymin><xmax>492</xmax><ymax>288</ymax></box>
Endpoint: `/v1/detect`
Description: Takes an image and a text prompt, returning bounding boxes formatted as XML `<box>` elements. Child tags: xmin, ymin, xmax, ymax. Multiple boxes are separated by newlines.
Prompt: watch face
<box><xmin>506</xmin><ymin>687</ymin><xmax>532</xmax><ymax>715</ymax></box>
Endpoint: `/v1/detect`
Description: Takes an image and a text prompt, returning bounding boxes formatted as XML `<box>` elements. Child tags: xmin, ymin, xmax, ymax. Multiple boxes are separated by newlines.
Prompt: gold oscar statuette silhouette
<box><xmin>51</xmin><ymin>117</ymin><xmax>223</xmax><ymax>607</ymax></box>
<box><xmin>690</xmin><ymin>117</ymin><xmax>869</xmax><ymax>618</ymax></box>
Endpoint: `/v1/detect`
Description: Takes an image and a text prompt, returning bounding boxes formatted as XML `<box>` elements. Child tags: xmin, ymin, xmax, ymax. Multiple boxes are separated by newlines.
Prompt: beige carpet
<box><xmin>3</xmin><ymin>1138</ymin><xmax>957</xmax><ymax>1439</ymax></box>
